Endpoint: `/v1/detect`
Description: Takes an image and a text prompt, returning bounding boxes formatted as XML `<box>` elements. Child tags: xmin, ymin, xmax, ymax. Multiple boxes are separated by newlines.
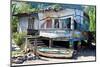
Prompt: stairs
<box><xmin>28</xmin><ymin>38</ymin><xmax>46</xmax><ymax>48</ymax></box>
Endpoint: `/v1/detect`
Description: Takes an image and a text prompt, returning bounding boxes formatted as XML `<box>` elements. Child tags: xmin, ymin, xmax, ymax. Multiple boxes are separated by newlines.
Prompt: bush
<box><xmin>13</xmin><ymin>32</ymin><xmax>26</xmax><ymax>47</ymax></box>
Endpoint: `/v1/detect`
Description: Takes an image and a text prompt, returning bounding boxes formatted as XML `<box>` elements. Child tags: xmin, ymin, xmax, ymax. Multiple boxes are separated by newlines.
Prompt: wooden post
<box><xmin>71</xmin><ymin>16</ymin><xmax>74</xmax><ymax>30</ymax></box>
<box><xmin>70</xmin><ymin>16</ymin><xmax>74</xmax><ymax>49</ymax></box>
<box><xmin>69</xmin><ymin>39</ymin><xmax>74</xmax><ymax>49</ymax></box>
<box><xmin>25</xmin><ymin>37</ymin><xmax>28</xmax><ymax>52</ymax></box>
<box><xmin>49</xmin><ymin>38</ymin><xmax>52</xmax><ymax>48</ymax></box>
<box><xmin>34</xmin><ymin>38</ymin><xmax>40</xmax><ymax>59</ymax></box>
<box><xmin>34</xmin><ymin>38</ymin><xmax>37</xmax><ymax>56</ymax></box>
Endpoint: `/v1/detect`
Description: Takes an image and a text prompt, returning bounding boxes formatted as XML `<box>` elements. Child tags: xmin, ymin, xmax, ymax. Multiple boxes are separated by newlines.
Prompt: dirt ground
<box><xmin>12</xmin><ymin>48</ymin><xmax>96</xmax><ymax>66</ymax></box>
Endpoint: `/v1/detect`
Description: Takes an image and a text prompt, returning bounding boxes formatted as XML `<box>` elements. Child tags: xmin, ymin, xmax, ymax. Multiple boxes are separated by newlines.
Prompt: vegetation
<box><xmin>12</xmin><ymin>3</ymin><xmax>18</xmax><ymax>33</ymax></box>
<box><xmin>52</xmin><ymin>4</ymin><xmax>61</xmax><ymax>11</ymax></box>
<box><xmin>84</xmin><ymin>6</ymin><xmax>96</xmax><ymax>31</ymax></box>
<box><xmin>12</xmin><ymin>32</ymin><xmax>26</xmax><ymax>47</ymax></box>
<box><xmin>84</xmin><ymin>6</ymin><xmax>96</xmax><ymax>45</ymax></box>
<box><xmin>12</xmin><ymin>2</ymin><xmax>39</xmax><ymax>14</ymax></box>
<box><xmin>11</xmin><ymin>16</ymin><xmax>18</xmax><ymax>33</ymax></box>
<box><xmin>12</xmin><ymin>50</ymin><xmax>24</xmax><ymax>57</ymax></box>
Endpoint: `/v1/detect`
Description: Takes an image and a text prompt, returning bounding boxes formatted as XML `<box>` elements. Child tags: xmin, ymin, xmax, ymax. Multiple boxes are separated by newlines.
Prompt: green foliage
<box><xmin>12</xmin><ymin>2</ymin><xmax>31</xmax><ymax>14</ymax></box>
<box><xmin>12</xmin><ymin>3</ymin><xmax>17</xmax><ymax>14</ymax></box>
<box><xmin>29</xmin><ymin>8</ymin><xmax>39</xmax><ymax>13</ymax></box>
<box><xmin>12</xmin><ymin>2</ymin><xmax>39</xmax><ymax>14</ymax></box>
<box><xmin>52</xmin><ymin>4</ymin><xmax>61</xmax><ymax>11</ymax></box>
<box><xmin>13</xmin><ymin>32</ymin><xmax>26</xmax><ymax>47</ymax></box>
<box><xmin>85</xmin><ymin>6</ymin><xmax>96</xmax><ymax>31</ymax></box>
<box><xmin>11</xmin><ymin>16</ymin><xmax>18</xmax><ymax>33</ymax></box>
<box><xmin>17</xmin><ymin>2</ymin><xmax>32</xmax><ymax>13</ymax></box>
<box><xmin>11</xmin><ymin>3</ymin><xmax>19</xmax><ymax>33</ymax></box>
<box><xmin>84</xmin><ymin>6</ymin><xmax>96</xmax><ymax>43</ymax></box>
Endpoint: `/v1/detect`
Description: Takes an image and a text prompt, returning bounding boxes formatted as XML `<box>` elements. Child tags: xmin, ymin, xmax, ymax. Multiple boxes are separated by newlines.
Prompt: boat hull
<box><xmin>37</xmin><ymin>48</ymin><xmax>74</xmax><ymax>58</ymax></box>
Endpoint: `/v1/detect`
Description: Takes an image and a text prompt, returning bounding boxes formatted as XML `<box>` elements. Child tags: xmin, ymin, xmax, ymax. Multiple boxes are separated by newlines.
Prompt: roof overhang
<box><xmin>13</xmin><ymin>13</ymin><xmax>38</xmax><ymax>17</ymax></box>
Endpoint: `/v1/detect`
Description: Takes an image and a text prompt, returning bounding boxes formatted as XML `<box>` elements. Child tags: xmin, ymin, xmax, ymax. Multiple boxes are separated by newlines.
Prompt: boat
<box><xmin>37</xmin><ymin>47</ymin><xmax>74</xmax><ymax>58</ymax></box>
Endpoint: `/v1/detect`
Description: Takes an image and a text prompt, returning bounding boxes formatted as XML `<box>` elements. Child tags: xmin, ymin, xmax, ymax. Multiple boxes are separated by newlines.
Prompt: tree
<box><xmin>11</xmin><ymin>16</ymin><xmax>18</xmax><ymax>33</ymax></box>
<box><xmin>84</xmin><ymin>6</ymin><xmax>96</xmax><ymax>47</ymax></box>
<box><xmin>11</xmin><ymin>3</ymin><xmax>18</xmax><ymax>33</ymax></box>
<box><xmin>12</xmin><ymin>32</ymin><xmax>26</xmax><ymax>47</ymax></box>
<box><xmin>84</xmin><ymin>6</ymin><xmax>96</xmax><ymax>31</ymax></box>
<box><xmin>18</xmin><ymin>3</ymin><xmax>31</xmax><ymax>13</ymax></box>
<box><xmin>52</xmin><ymin>4</ymin><xmax>61</xmax><ymax>11</ymax></box>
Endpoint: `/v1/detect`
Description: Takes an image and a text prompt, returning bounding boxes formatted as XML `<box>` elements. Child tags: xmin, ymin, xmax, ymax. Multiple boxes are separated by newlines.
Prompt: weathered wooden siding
<box><xmin>38</xmin><ymin>9</ymin><xmax>74</xmax><ymax>19</ymax></box>
<box><xmin>18</xmin><ymin>8</ymin><xmax>89</xmax><ymax>33</ymax></box>
<box><xmin>38</xmin><ymin>9</ymin><xmax>75</xmax><ymax>29</ymax></box>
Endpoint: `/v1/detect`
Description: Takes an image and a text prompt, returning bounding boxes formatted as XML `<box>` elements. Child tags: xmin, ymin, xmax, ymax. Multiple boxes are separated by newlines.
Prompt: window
<box><xmin>61</xmin><ymin>18</ymin><xmax>71</xmax><ymax>29</ymax></box>
<box><xmin>40</xmin><ymin>17</ymin><xmax>52</xmax><ymax>29</ymax></box>
<box><xmin>66</xmin><ymin>18</ymin><xmax>71</xmax><ymax>29</ymax></box>
<box><xmin>74</xmin><ymin>20</ymin><xmax>77</xmax><ymax>30</ymax></box>
<box><xmin>61</xmin><ymin>19</ymin><xmax>67</xmax><ymax>28</ymax></box>
<box><xmin>46</xmin><ymin>19</ymin><xmax>52</xmax><ymax>28</ymax></box>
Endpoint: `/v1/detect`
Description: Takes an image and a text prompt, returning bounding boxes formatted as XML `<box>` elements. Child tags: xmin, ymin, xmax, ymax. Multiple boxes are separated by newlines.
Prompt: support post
<box><xmin>25</xmin><ymin>37</ymin><xmax>28</xmax><ymax>52</ymax></box>
<box><xmin>69</xmin><ymin>39</ymin><xmax>74</xmax><ymax>49</ymax></box>
<box><xmin>34</xmin><ymin>38</ymin><xmax>40</xmax><ymax>60</ymax></box>
<box><xmin>49</xmin><ymin>38</ymin><xmax>52</xmax><ymax>48</ymax></box>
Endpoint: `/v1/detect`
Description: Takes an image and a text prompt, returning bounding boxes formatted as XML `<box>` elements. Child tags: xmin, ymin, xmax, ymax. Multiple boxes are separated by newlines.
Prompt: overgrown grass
<box><xmin>12</xmin><ymin>32</ymin><xmax>26</xmax><ymax>47</ymax></box>
<box><xmin>12</xmin><ymin>50</ymin><xmax>24</xmax><ymax>57</ymax></box>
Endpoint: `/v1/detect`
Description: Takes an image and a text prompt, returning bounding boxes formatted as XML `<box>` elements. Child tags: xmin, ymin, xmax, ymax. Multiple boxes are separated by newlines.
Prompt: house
<box><xmin>13</xmin><ymin>4</ymin><xmax>89</xmax><ymax>48</ymax></box>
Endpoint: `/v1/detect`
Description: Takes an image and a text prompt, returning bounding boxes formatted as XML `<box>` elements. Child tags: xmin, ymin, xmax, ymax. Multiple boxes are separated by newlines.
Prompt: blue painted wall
<box><xmin>74</xmin><ymin>9</ymin><xmax>89</xmax><ymax>31</ymax></box>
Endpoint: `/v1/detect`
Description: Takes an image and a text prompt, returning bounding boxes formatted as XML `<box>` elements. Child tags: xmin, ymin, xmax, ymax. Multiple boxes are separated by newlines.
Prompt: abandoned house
<box><xmin>13</xmin><ymin>4</ymin><xmax>90</xmax><ymax>48</ymax></box>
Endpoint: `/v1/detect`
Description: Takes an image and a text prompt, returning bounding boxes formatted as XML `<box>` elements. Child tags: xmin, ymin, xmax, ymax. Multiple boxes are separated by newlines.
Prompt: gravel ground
<box><xmin>12</xmin><ymin>48</ymin><xmax>96</xmax><ymax>66</ymax></box>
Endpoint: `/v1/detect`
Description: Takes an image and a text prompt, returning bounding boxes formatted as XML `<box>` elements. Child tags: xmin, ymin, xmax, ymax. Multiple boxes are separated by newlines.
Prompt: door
<box><xmin>28</xmin><ymin>17</ymin><xmax>34</xmax><ymax>29</ymax></box>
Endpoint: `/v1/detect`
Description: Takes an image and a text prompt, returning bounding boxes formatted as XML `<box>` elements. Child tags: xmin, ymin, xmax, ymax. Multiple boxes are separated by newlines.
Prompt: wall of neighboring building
<box><xmin>18</xmin><ymin>16</ymin><xmax>39</xmax><ymax>33</ymax></box>
<box><xmin>18</xmin><ymin>17</ymin><xmax>28</xmax><ymax>33</ymax></box>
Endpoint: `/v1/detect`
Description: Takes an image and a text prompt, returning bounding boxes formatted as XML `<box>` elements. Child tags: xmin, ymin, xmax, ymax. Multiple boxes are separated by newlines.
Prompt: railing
<box><xmin>27</xmin><ymin>28</ymin><xmax>88</xmax><ymax>40</ymax></box>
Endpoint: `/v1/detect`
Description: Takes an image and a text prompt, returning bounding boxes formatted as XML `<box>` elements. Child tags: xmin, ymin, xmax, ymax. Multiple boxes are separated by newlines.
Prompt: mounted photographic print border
<box><xmin>10</xmin><ymin>0</ymin><xmax>96</xmax><ymax>66</ymax></box>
